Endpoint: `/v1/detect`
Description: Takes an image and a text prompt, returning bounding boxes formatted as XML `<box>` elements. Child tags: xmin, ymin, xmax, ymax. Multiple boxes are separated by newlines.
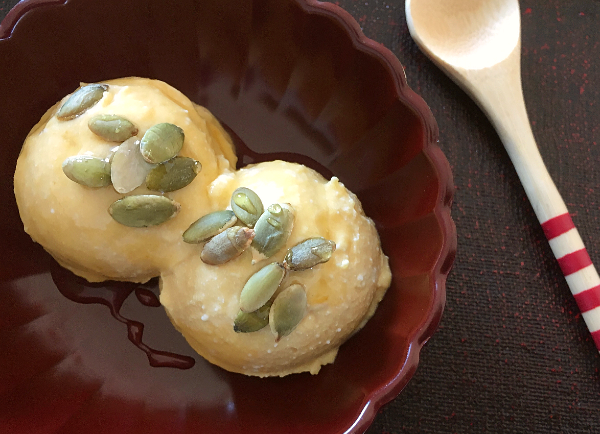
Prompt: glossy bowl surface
<box><xmin>0</xmin><ymin>0</ymin><xmax>456</xmax><ymax>433</ymax></box>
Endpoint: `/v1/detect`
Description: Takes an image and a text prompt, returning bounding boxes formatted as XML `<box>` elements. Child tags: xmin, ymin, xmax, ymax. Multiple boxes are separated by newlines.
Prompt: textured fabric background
<box><xmin>1</xmin><ymin>0</ymin><xmax>598</xmax><ymax>432</ymax></box>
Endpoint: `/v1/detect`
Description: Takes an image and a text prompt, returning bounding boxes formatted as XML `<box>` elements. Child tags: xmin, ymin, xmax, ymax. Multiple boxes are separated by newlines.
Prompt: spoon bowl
<box><xmin>407</xmin><ymin>0</ymin><xmax>519</xmax><ymax>69</ymax></box>
<box><xmin>406</xmin><ymin>0</ymin><xmax>600</xmax><ymax>351</ymax></box>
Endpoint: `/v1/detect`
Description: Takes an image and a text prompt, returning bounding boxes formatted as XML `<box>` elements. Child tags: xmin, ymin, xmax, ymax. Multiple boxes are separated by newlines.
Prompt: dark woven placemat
<box><xmin>1</xmin><ymin>0</ymin><xmax>598</xmax><ymax>432</ymax></box>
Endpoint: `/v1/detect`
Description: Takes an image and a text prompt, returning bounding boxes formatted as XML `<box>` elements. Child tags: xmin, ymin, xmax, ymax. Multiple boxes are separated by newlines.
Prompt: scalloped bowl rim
<box><xmin>0</xmin><ymin>0</ymin><xmax>457</xmax><ymax>432</ymax></box>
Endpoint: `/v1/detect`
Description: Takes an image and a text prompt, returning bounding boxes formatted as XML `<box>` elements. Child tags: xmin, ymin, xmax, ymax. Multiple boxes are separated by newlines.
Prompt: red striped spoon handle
<box><xmin>542</xmin><ymin>214</ymin><xmax>600</xmax><ymax>349</ymax></box>
<box><xmin>471</xmin><ymin>52</ymin><xmax>600</xmax><ymax>351</ymax></box>
<box><xmin>406</xmin><ymin>0</ymin><xmax>600</xmax><ymax>351</ymax></box>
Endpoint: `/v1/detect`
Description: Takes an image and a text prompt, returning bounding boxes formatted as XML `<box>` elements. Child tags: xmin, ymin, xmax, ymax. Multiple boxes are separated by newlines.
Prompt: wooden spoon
<box><xmin>406</xmin><ymin>0</ymin><xmax>600</xmax><ymax>351</ymax></box>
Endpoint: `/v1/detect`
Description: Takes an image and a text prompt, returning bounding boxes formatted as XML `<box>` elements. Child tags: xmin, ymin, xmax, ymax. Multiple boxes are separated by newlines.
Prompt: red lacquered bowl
<box><xmin>0</xmin><ymin>0</ymin><xmax>456</xmax><ymax>433</ymax></box>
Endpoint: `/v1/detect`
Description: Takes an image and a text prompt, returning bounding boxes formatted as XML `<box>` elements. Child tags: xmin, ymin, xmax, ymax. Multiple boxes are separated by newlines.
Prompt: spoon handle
<box><xmin>481</xmin><ymin>77</ymin><xmax>600</xmax><ymax>352</ymax></box>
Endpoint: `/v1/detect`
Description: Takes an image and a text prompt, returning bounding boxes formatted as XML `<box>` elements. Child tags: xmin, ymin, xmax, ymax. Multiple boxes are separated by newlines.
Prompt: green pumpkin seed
<box><xmin>251</xmin><ymin>203</ymin><xmax>295</xmax><ymax>258</ymax></box>
<box><xmin>111</xmin><ymin>137</ymin><xmax>155</xmax><ymax>193</ymax></box>
<box><xmin>140</xmin><ymin>123</ymin><xmax>184</xmax><ymax>164</ymax></box>
<box><xmin>269</xmin><ymin>283</ymin><xmax>307</xmax><ymax>342</ymax></box>
<box><xmin>239</xmin><ymin>262</ymin><xmax>285</xmax><ymax>312</ymax></box>
<box><xmin>231</xmin><ymin>187</ymin><xmax>264</xmax><ymax>227</ymax></box>
<box><xmin>145</xmin><ymin>156</ymin><xmax>201</xmax><ymax>192</ymax></box>
<box><xmin>201</xmin><ymin>226</ymin><xmax>255</xmax><ymax>265</ymax></box>
<box><xmin>62</xmin><ymin>155</ymin><xmax>112</xmax><ymax>188</ymax></box>
<box><xmin>233</xmin><ymin>302</ymin><xmax>272</xmax><ymax>333</ymax></box>
<box><xmin>108</xmin><ymin>195</ymin><xmax>179</xmax><ymax>227</ymax></box>
<box><xmin>88</xmin><ymin>114</ymin><xmax>138</xmax><ymax>142</ymax></box>
<box><xmin>183</xmin><ymin>210</ymin><xmax>237</xmax><ymax>244</ymax></box>
<box><xmin>283</xmin><ymin>237</ymin><xmax>336</xmax><ymax>271</ymax></box>
<box><xmin>57</xmin><ymin>84</ymin><xmax>108</xmax><ymax>120</ymax></box>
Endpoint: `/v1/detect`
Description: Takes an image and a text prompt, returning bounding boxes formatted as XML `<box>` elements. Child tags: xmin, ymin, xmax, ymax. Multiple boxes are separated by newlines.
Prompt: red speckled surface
<box><xmin>0</xmin><ymin>0</ymin><xmax>598</xmax><ymax>433</ymax></box>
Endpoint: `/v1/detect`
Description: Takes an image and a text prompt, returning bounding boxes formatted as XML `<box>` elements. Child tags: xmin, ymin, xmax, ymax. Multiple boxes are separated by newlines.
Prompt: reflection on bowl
<box><xmin>0</xmin><ymin>0</ymin><xmax>456</xmax><ymax>433</ymax></box>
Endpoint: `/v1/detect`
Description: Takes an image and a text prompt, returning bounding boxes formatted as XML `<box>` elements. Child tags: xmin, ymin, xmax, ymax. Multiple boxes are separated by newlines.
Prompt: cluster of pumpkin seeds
<box><xmin>57</xmin><ymin>83</ymin><xmax>201</xmax><ymax>228</ymax></box>
<box><xmin>183</xmin><ymin>186</ymin><xmax>336</xmax><ymax>341</ymax></box>
<box><xmin>55</xmin><ymin>84</ymin><xmax>338</xmax><ymax>342</ymax></box>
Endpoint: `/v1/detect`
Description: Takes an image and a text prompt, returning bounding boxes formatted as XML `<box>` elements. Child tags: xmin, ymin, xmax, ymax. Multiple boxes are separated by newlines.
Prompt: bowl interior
<box><xmin>0</xmin><ymin>0</ymin><xmax>455</xmax><ymax>433</ymax></box>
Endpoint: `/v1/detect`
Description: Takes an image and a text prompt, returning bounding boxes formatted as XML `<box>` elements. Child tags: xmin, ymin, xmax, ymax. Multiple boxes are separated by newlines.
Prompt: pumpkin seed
<box><xmin>62</xmin><ymin>155</ymin><xmax>112</xmax><ymax>187</ymax></box>
<box><xmin>269</xmin><ymin>283</ymin><xmax>307</xmax><ymax>342</ymax></box>
<box><xmin>88</xmin><ymin>114</ymin><xmax>138</xmax><ymax>142</ymax></box>
<box><xmin>111</xmin><ymin>137</ymin><xmax>155</xmax><ymax>193</ymax></box>
<box><xmin>201</xmin><ymin>226</ymin><xmax>255</xmax><ymax>265</ymax></box>
<box><xmin>251</xmin><ymin>203</ymin><xmax>295</xmax><ymax>258</ymax></box>
<box><xmin>239</xmin><ymin>262</ymin><xmax>285</xmax><ymax>312</ymax></box>
<box><xmin>140</xmin><ymin>123</ymin><xmax>184</xmax><ymax>164</ymax></box>
<box><xmin>231</xmin><ymin>187</ymin><xmax>264</xmax><ymax>227</ymax></box>
<box><xmin>283</xmin><ymin>237</ymin><xmax>336</xmax><ymax>271</ymax></box>
<box><xmin>108</xmin><ymin>195</ymin><xmax>179</xmax><ymax>227</ymax></box>
<box><xmin>183</xmin><ymin>210</ymin><xmax>237</xmax><ymax>244</ymax></box>
<box><xmin>57</xmin><ymin>84</ymin><xmax>108</xmax><ymax>120</ymax></box>
<box><xmin>233</xmin><ymin>302</ymin><xmax>272</xmax><ymax>333</ymax></box>
<box><xmin>146</xmin><ymin>156</ymin><xmax>201</xmax><ymax>192</ymax></box>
